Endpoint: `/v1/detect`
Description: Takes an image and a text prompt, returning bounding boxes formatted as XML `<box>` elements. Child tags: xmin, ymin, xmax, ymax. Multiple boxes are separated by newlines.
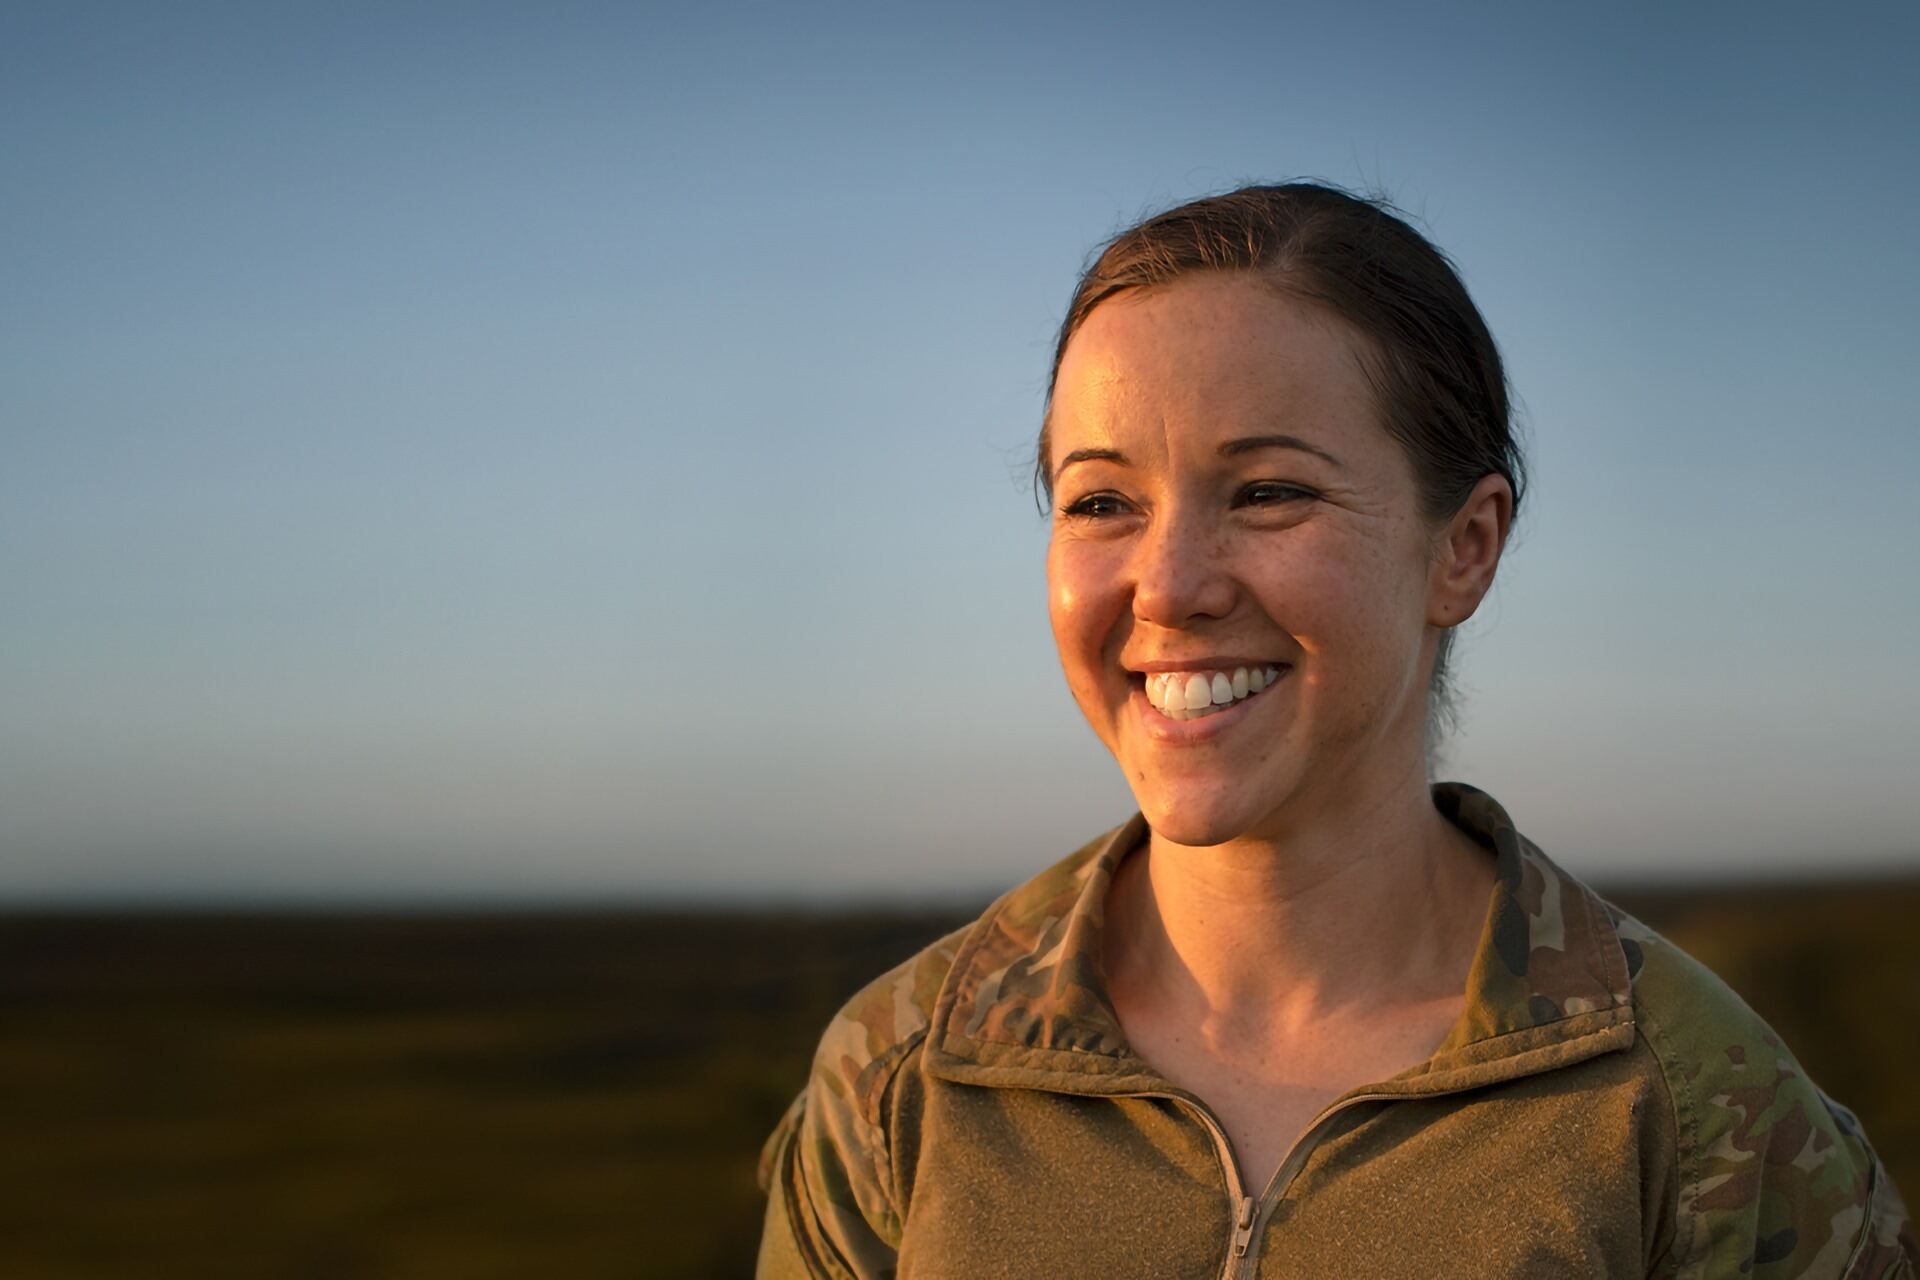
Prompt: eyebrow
<box><xmin>1218</xmin><ymin>434</ymin><xmax>1344</xmax><ymax>468</ymax></box>
<box><xmin>1053</xmin><ymin>434</ymin><xmax>1343</xmax><ymax>482</ymax></box>
<box><xmin>1054</xmin><ymin>447</ymin><xmax>1126</xmax><ymax>478</ymax></box>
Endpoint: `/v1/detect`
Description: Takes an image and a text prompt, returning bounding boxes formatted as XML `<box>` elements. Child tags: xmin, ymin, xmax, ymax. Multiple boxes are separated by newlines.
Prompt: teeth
<box><xmin>1140</xmin><ymin>664</ymin><xmax>1286</xmax><ymax>719</ymax></box>
<box><xmin>1182</xmin><ymin>674</ymin><xmax>1212</xmax><ymax>711</ymax></box>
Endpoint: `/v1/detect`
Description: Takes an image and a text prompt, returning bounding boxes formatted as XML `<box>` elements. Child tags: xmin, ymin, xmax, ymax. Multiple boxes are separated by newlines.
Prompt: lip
<box><xmin>1130</xmin><ymin>664</ymin><xmax>1290</xmax><ymax>744</ymax></box>
<box><xmin>1126</xmin><ymin>657</ymin><xmax>1284</xmax><ymax>674</ymax></box>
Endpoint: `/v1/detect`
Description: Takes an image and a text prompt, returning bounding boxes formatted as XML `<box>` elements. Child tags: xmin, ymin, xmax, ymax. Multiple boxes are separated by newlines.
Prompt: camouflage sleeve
<box><xmin>755</xmin><ymin>925</ymin><xmax>971</xmax><ymax>1280</ymax></box>
<box><xmin>755</xmin><ymin>1082</ymin><xmax>898</xmax><ymax>1280</ymax></box>
<box><xmin>1620</xmin><ymin>920</ymin><xmax>1918</xmax><ymax>1278</ymax></box>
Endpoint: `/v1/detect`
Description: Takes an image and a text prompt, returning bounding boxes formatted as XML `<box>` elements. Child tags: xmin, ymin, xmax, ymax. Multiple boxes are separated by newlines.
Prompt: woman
<box><xmin>755</xmin><ymin>185</ymin><xmax>1915</xmax><ymax>1278</ymax></box>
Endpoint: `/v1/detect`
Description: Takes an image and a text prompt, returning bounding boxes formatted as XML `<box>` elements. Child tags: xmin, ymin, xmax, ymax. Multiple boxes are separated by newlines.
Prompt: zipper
<box><xmin>1229</xmin><ymin>1191</ymin><xmax>1256</xmax><ymax>1259</ymax></box>
<box><xmin>1072</xmin><ymin>1089</ymin><xmax>1250</xmax><ymax>1279</ymax></box>
<box><xmin>1048</xmin><ymin>1079</ymin><xmax>1488</xmax><ymax>1278</ymax></box>
<box><xmin>1159</xmin><ymin>1085</ymin><xmax>1483</xmax><ymax>1280</ymax></box>
<box><xmin>1221</xmin><ymin>1091</ymin><xmax>1400</xmax><ymax>1280</ymax></box>
<box><xmin>1146</xmin><ymin>1092</ymin><xmax>1257</xmax><ymax>1280</ymax></box>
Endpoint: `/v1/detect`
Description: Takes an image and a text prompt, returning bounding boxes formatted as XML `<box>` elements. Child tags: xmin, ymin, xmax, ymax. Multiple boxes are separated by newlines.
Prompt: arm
<box><xmin>1627</xmin><ymin>930</ymin><xmax>1916</xmax><ymax>1278</ymax></box>
<box><xmin>755</xmin><ymin>1070</ymin><xmax>905</xmax><ymax>1280</ymax></box>
<box><xmin>1646</xmin><ymin>1077</ymin><xmax>1914</xmax><ymax>1278</ymax></box>
<box><xmin>755</xmin><ymin>923</ymin><xmax>967</xmax><ymax>1277</ymax></box>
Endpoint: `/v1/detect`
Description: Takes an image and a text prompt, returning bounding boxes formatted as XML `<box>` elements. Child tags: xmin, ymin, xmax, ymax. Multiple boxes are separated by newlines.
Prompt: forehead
<box><xmin>1050</xmin><ymin>273</ymin><xmax>1385</xmax><ymax>461</ymax></box>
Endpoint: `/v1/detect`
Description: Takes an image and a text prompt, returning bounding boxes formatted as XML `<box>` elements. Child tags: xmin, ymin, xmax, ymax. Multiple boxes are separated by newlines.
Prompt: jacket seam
<box><xmin>1577</xmin><ymin>878</ymin><xmax>1629</xmax><ymax>1005</ymax></box>
<box><xmin>1633</xmin><ymin>993</ymin><xmax>1700</xmax><ymax>1277</ymax></box>
<box><xmin>860</xmin><ymin>1027</ymin><xmax>930</xmax><ymax>1239</ymax></box>
<box><xmin>1839</xmin><ymin>1157</ymin><xmax>1875</xmax><ymax>1277</ymax></box>
<box><xmin>837</xmin><ymin>919</ymin><xmax>977</xmax><ymax>1249</ymax></box>
<box><xmin>1840</xmin><ymin>1150</ymin><xmax>1894</xmax><ymax>1278</ymax></box>
<box><xmin>780</xmin><ymin>1108</ymin><xmax>859</xmax><ymax>1280</ymax></box>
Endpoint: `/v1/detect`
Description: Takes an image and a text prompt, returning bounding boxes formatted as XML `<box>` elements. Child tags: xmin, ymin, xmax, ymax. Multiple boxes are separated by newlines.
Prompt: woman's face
<box><xmin>1045</xmin><ymin>273</ymin><xmax>1470</xmax><ymax>847</ymax></box>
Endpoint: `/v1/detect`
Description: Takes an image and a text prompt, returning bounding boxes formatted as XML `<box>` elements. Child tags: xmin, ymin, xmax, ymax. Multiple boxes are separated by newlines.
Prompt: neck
<box><xmin>1104</xmin><ymin>763</ymin><xmax>1495</xmax><ymax>1037</ymax></box>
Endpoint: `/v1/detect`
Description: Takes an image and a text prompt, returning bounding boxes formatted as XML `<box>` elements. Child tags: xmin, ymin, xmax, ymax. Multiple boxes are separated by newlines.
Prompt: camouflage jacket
<box><xmin>756</xmin><ymin>783</ymin><xmax>1915</xmax><ymax>1278</ymax></box>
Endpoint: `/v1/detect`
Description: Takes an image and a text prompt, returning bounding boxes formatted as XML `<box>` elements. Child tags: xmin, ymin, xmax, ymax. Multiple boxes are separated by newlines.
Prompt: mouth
<box><xmin>1134</xmin><ymin>664</ymin><xmax>1288</xmax><ymax>721</ymax></box>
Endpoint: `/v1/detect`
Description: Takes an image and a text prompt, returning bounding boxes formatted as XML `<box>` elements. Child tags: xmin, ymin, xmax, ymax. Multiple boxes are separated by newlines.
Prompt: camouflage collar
<box><xmin>923</xmin><ymin>782</ymin><xmax>1636</xmax><ymax>1096</ymax></box>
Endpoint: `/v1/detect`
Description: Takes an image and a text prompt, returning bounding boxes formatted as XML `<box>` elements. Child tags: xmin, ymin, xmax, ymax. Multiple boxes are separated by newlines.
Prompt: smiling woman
<box><xmin>754</xmin><ymin>185</ymin><xmax>1915</xmax><ymax>1278</ymax></box>
<box><xmin>1044</xmin><ymin>275</ymin><xmax>1508</xmax><ymax>859</ymax></box>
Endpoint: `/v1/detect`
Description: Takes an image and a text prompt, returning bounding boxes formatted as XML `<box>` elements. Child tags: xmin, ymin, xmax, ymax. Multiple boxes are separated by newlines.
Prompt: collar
<box><xmin>923</xmin><ymin>782</ymin><xmax>1636</xmax><ymax>1096</ymax></box>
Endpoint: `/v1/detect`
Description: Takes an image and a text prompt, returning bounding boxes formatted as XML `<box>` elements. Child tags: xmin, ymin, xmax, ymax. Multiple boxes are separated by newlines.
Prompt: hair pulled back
<box><xmin>1037</xmin><ymin>182</ymin><xmax>1526</xmax><ymax>748</ymax></box>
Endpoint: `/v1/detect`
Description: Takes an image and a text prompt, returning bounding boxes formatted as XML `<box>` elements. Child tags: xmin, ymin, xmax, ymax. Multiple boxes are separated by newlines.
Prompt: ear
<box><xmin>1426</xmin><ymin>473</ymin><xmax>1513</xmax><ymax>628</ymax></box>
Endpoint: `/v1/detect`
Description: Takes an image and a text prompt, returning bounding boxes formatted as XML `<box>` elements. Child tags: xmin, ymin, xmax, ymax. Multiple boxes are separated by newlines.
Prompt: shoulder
<box><xmin>756</xmin><ymin>920</ymin><xmax>974</xmax><ymax>1277</ymax></box>
<box><xmin>810</xmin><ymin>919</ymin><xmax>975</xmax><ymax>1131</ymax></box>
<box><xmin>761</xmin><ymin>819</ymin><xmax>1127</xmax><ymax>1185</ymax></box>
<box><xmin>1603</xmin><ymin>902</ymin><xmax>1915</xmax><ymax>1278</ymax></box>
<box><xmin>802</xmin><ymin>816</ymin><xmax>1126</xmax><ymax>1124</ymax></box>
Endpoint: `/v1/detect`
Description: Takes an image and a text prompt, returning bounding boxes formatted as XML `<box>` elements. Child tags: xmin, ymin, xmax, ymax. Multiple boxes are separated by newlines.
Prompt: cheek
<box><xmin>1273</xmin><ymin>543</ymin><xmax>1427</xmax><ymax>683</ymax></box>
<box><xmin>1046</xmin><ymin>542</ymin><xmax>1123</xmax><ymax>679</ymax></box>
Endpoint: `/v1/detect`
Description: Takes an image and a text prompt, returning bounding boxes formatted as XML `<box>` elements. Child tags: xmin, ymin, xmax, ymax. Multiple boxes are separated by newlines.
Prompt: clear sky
<box><xmin>4</xmin><ymin>1</ymin><xmax>1917</xmax><ymax>904</ymax></box>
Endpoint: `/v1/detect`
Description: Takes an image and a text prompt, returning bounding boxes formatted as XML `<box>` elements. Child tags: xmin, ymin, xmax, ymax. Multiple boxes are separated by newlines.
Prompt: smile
<box><xmin>1141</xmin><ymin>665</ymin><xmax>1286</xmax><ymax>721</ymax></box>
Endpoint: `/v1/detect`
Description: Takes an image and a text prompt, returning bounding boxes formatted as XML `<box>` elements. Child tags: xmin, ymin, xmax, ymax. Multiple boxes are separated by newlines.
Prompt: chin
<box><xmin>1134</xmin><ymin>788</ymin><xmax>1275</xmax><ymax>848</ymax></box>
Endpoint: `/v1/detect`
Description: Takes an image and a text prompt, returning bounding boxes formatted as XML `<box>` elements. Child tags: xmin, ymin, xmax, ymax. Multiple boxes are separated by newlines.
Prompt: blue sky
<box><xmin>4</xmin><ymin>1</ymin><xmax>1916</xmax><ymax>902</ymax></box>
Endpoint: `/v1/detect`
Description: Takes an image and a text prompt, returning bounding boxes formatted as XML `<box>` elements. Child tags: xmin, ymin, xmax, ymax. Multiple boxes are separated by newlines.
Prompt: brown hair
<box><xmin>1038</xmin><ymin>182</ymin><xmax>1526</xmax><ymax>748</ymax></box>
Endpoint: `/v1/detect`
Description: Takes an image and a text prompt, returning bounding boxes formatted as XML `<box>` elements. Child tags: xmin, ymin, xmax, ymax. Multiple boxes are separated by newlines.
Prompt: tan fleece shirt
<box><xmin>756</xmin><ymin>783</ymin><xmax>1915</xmax><ymax>1278</ymax></box>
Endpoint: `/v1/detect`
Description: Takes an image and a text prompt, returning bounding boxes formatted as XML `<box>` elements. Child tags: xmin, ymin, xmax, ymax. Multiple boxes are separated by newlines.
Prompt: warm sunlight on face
<box><xmin>1045</xmin><ymin>274</ymin><xmax>1461</xmax><ymax>848</ymax></box>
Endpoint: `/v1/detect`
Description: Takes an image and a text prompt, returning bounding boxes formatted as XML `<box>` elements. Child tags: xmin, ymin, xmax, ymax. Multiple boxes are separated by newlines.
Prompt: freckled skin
<box><xmin>1045</xmin><ymin>274</ymin><xmax>1498</xmax><ymax>850</ymax></box>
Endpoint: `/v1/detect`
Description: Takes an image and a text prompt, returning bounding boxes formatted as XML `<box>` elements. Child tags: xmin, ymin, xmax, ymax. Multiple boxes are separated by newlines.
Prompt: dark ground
<box><xmin>4</xmin><ymin>879</ymin><xmax>1916</xmax><ymax>1278</ymax></box>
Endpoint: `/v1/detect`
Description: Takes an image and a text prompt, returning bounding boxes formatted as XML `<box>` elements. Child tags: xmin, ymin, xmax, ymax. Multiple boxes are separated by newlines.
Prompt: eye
<box><xmin>1236</xmin><ymin>481</ymin><xmax>1318</xmax><ymax>507</ymax></box>
<box><xmin>1061</xmin><ymin>491</ymin><xmax>1134</xmax><ymax>519</ymax></box>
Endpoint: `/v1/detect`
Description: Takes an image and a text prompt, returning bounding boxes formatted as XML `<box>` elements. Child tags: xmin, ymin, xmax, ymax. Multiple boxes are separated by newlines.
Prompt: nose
<box><xmin>1130</xmin><ymin>508</ymin><xmax>1237</xmax><ymax>627</ymax></box>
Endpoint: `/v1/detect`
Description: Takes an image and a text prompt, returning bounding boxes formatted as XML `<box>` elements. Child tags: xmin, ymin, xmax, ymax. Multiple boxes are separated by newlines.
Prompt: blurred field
<box><xmin>4</xmin><ymin>880</ymin><xmax>1916</xmax><ymax>1279</ymax></box>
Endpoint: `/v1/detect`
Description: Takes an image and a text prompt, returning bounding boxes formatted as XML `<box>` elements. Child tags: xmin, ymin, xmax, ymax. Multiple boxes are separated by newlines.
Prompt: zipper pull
<box><xmin>1231</xmin><ymin>1194</ymin><xmax>1255</xmax><ymax>1257</ymax></box>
